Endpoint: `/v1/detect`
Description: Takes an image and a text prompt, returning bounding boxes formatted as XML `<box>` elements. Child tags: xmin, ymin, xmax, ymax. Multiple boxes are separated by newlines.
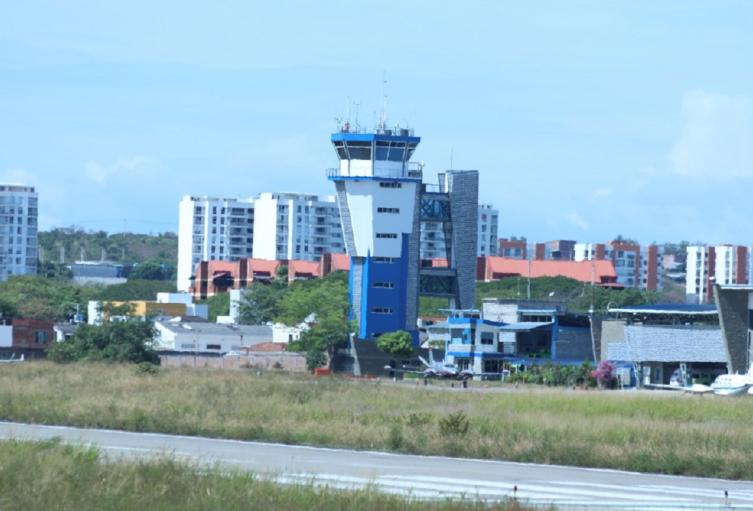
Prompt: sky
<box><xmin>1</xmin><ymin>1</ymin><xmax>752</xmax><ymax>245</ymax></box>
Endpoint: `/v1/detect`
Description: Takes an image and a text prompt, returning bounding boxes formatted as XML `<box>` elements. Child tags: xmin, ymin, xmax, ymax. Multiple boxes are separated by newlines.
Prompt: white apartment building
<box><xmin>420</xmin><ymin>204</ymin><xmax>498</xmax><ymax>259</ymax></box>
<box><xmin>251</xmin><ymin>192</ymin><xmax>343</xmax><ymax>261</ymax></box>
<box><xmin>177</xmin><ymin>193</ymin><xmax>344</xmax><ymax>291</ymax></box>
<box><xmin>686</xmin><ymin>245</ymin><xmax>751</xmax><ymax>304</ymax></box>
<box><xmin>177</xmin><ymin>196</ymin><xmax>255</xmax><ymax>292</ymax></box>
<box><xmin>0</xmin><ymin>184</ymin><xmax>38</xmax><ymax>281</ymax></box>
<box><xmin>574</xmin><ymin>241</ymin><xmax>663</xmax><ymax>290</ymax></box>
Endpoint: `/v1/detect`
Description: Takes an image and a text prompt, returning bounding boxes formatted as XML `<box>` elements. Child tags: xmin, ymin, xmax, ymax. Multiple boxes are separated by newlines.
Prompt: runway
<box><xmin>2</xmin><ymin>421</ymin><xmax>752</xmax><ymax>509</ymax></box>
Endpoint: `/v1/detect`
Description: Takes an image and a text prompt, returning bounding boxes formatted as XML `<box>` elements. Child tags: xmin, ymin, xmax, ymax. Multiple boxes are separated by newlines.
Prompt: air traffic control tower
<box><xmin>328</xmin><ymin>123</ymin><xmax>477</xmax><ymax>342</ymax></box>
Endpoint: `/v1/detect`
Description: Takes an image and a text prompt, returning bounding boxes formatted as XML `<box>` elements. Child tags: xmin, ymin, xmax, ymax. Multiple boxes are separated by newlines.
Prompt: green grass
<box><xmin>2</xmin><ymin>362</ymin><xmax>753</xmax><ymax>479</ymax></box>
<box><xmin>0</xmin><ymin>439</ymin><xmax>532</xmax><ymax>511</ymax></box>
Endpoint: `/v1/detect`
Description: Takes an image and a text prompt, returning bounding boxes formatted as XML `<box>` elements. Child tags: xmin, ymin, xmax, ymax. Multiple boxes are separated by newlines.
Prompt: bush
<box><xmin>135</xmin><ymin>362</ymin><xmax>160</xmax><ymax>375</ymax></box>
<box><xmin>438</xmin><ymin>412</ymin><xmax>470</xmax><ymax>438</ymax></box>
<box><xmin>591</xmin><ymin>361</ymin><xmax>617</xmax><ymax>389</ymax></box>
<box><xmin>508</xmin><ymin>362</ymin><xmax>596</xmax><ymax>387</ymax></box>
<box><xmin>305</xmin><ymin>349</ymin><xmax>326</xmax><ymax>371</ymax></box>
<box><xmin>377</xmin><ymin>331</ymin><xmax>414</xmax><ymax>359</ymax></box>
<box><xmin>47</xmin><ymin>320</ymin><xmax>159</xmax><ymax>364</ymax></box>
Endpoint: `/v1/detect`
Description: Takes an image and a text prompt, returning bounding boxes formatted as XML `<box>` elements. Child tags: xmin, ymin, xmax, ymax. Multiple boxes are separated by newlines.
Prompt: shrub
<box><xmin>47</xmin><ymin>320</ymin><xmax>159</xmax><ymax>364</ymax></box>
<box><xmin>438</xmin><ymin>412</ymin><xmax>470</xmax><ymax>438</ymax></box>
<box><xmin>591</xmin><ymin>361</ymin><xmax>617</xmax><ymax>389</ymax></box>
<box><xmin>135</xmin><ymin>362</ymin><xmax>160</xmax><ymax>375</ymax></box>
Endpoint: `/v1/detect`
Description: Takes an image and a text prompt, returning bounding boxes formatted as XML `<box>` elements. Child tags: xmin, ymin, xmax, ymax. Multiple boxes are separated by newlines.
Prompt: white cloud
<box><xmin>566</xmin><ymin>212</ymin><xmax>589</xmax><ymax>231</ymax></box>
<box><xmin>669</xmin><ymin>90</ymin><xmax>753</xmax><ymax>178</ymax></box>
<box><xmin>592</xmin><ymin>188</ymin><xmax>612</xmax><ymax>198</ymax></box>
<box><xmin>85</xmin><ymin>156</ymin><xmax>158</xmax><ymax>184</ymax></box>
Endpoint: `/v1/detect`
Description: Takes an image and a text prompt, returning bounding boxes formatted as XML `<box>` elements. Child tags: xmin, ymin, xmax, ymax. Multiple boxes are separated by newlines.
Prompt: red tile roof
<box><xmin>247</xmin><ymin>259</ymin><xmax>281</xmax><ymax>274</ymax></box>
<box><xmin>289</xmin><ymin>259</ymin><xmax>321</xmax><ymax>277</ymax></box>
<box><xmin>329</xmin><ymin>253</ymin><xmax>350</xmax><ymax>271</ymax></box>
<box><xmin>480</xmin><ymin>257</ymin><xmax>617</xmax><ymax>284</ymax></box>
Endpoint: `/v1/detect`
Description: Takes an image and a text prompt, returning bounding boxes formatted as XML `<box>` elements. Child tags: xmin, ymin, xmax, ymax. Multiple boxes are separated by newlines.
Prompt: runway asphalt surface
<box><xmin>2</xmin><ymin>421</ymin><xmax>753</xmax><ymax>510</ymax></box>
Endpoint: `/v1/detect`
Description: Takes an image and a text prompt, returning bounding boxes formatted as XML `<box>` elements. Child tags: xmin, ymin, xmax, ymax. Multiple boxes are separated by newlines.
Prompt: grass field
<box><xmin>0</xmin><ymin>439</ymin><xmax>530</xmax><ymax>511</ymax></box>
<box><xmin>2</xmin><ymin>362</ymin><xmax>753</xmax><ymax>480</ymax></box>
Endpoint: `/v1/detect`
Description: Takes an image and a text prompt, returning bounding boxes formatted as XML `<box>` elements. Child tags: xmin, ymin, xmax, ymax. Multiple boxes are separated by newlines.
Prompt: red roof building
<box><xmin>476</xmin><ymin>256</ymin><xmax>618</xmax><ymax>285</ymax></box>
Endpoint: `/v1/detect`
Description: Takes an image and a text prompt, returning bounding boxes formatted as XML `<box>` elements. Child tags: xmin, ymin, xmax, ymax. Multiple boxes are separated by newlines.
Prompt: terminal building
<box><xmin>327</xmin><ymin>124</ymin><xmax>478</xmax><ymax>342</ymax></box>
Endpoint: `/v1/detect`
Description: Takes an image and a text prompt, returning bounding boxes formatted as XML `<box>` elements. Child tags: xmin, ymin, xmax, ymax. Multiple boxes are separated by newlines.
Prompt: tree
<box><xmin>238</xmin><ymin>282</ymin><xmax>285</xmax><ymax>325</ymax></box>
<box><xmin>204</xmin><ymin>292</ymin><xmax>230</xmax><ymax>322</ymax></box>
<box><xmin>275</xmin><ymin>272</ymin><xmax>348</xmax><ymax>325</ymax></box>
<box><xmin>295</xmin><ymin>313</ymin><xmax>350</xmax><ymax>370</ymax></box>
<box><xmin>48</xmin><ymin>320</ymin><xmax>159</xmax><ymax>364</ymax></box>
<box><xmin>0</xmin><ymin>276</ymin><xmax>100</xmax><ymax>321</ymax></box>
<box><xmin>129</xmin><ymin>260</ymin><xmax>175</xmax><ymax>281</ymax></box>
<box><xmin>37</xmin><ymin>260</ymin><xmax>73</xmax><ymax>280</ymax></box>
<box><xmin>95</xmin><ymin>280</ymin><xmax>176</xmax><ymax>301</ymax></box>
<box><xmin>377</xmin><ymin>330</ymin><xmax>414</xmax><ymax>359</ymax></box>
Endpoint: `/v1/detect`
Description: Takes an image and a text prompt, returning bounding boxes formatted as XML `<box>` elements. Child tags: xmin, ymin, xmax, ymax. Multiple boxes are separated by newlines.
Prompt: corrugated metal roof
<box><xmin>606</xmin><ymin>325</ymin><xmax>725</xmax><ymax>363</ymax></box>
<box><xmin>609</xmin><ymin>303</ymin><xmax>717</xmax><ymax>315</ymax></box>
<box><xmin>157</xmin><ymin>321</ymin><xmax>272</xmax><ymax>337</ymax></box>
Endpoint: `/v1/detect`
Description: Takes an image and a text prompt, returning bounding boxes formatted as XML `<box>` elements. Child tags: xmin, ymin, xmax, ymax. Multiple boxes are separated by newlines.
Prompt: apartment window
<box><xmin>379</xmin><ymin>182</ymin><xmax>402</xmax><ymax>188</ymax></box>
<box><xmin>376</xmin><ymin>233</ymin><xmax>398</xmax><ymax>239</ymax></box>
<box><xmin>373</xmin><ymin>282</ymin><xmax>395</xmax><ymax>289</ymax></box>
<box><xmin>206</xmin><ymin>344</ymin><xmax>221</xmax><ymax>350</ymax></box>
<box><xmin>480</xmin><ymin>332</ymin><xmax>494</xmax><ymax>345</ymax></box>
<box><xmin>372</xmin><ymin>307</ymin><xmax>393</xmax><ymax>314</ymax></box>
<box><xmin>377</xmin><ymin>207</ymin><xmax>400</xmax><ymax>214</ymax></box>
<box><xmin>373</xmin><ymin>257</ymin><xmax>395</xmax><ymax>263</ymax></box>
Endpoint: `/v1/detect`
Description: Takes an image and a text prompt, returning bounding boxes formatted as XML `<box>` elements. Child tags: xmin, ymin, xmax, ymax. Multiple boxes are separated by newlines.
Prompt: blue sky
<box><xmin>2</xmin><ymin>1</ymin><xmax>752</xmax><ymax>245</ymax></box>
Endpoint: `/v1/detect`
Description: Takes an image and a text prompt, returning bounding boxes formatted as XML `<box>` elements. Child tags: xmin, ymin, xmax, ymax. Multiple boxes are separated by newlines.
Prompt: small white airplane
<box><xmin>0</xmin><ymin>354</ymin><xmax>25</xmax><ymax>364</ymax></box>
<box><xmin>385</xmin><ymin>350</ymin><xmax>484</xmax><ymax>381</ymax></box>
<box><xmin>710</xmin><ymin>371</ymin><xmax>753</xmax><ymax>396</ymax></box>
<box><xmin>650</xmin><ymin>366</ymin><xmax>753</xmax><ymax>396</ymax></box>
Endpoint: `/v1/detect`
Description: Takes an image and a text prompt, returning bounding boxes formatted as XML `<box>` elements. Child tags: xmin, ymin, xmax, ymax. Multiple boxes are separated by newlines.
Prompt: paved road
<box><xmin>2</xmin><ymin>421</ymin><xmax>753</xmax><ymax>509</ymax></box>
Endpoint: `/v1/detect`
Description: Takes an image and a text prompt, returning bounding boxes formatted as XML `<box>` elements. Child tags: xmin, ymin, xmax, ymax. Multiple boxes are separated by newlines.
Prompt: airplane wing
<box><xmin>644</xmin><ymin>383</ymin><xmax>712</xmax><ymax>394</ymax></box>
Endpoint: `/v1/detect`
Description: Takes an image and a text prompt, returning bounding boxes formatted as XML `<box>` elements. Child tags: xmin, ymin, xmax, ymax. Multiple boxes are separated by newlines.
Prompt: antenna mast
<box><xmin>379</xmin><ymin>71</ymin><xmax>389</xmax><ymax>132</ymax></box>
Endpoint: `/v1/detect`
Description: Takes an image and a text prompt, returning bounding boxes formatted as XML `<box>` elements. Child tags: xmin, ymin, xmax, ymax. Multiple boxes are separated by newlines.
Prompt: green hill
<box><xmin>39</xmin><ymin>228</ymin><xmax>177</xmax><ymax>265</ymax></box>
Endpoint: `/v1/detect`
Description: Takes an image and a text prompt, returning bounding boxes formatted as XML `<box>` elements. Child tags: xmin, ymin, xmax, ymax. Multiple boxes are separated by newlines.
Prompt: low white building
<box><xmin>154</xmin><ymin>320</ymin><xmax>274</xmax><ymax>353</ymax></box>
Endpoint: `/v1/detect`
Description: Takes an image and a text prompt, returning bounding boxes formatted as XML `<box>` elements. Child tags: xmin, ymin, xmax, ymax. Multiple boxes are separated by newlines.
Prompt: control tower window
<box><xmin>405</xmin><ymin>143</ymin><xmax>418</xmax><ymax>160</ymax></box>
<box><xmin>375</xmin><ymin>141</ymin><xmax>406</xmax><ymax>162</ymax></box>
<box><xmin>333</xmin><ymin>142</ymin><xmax>348</xmax><ymax>159</ymax></box>
<box><xmin>346</xmin><ymin>142</ymin><xmax>371</xmax><ymax>160</ymax></box>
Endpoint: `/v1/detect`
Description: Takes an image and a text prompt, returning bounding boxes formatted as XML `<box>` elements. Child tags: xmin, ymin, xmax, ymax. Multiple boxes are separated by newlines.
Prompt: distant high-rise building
<box><xmin>574</xmin><ymin>241</ymin><xmax>663</xmax><ymax>291</ymax></box>
<box><xmin>177</xmin><ymin>196</ymin><xmax>255</xmax><ymax>292</ymax></box>
<box><xmin>176</xmin><ymin>193</ymin><xmax>344</xmax><ymax>292</ymax></box>
<box><xmin>498</xmin><ymin>238</ymin><xmax>527</xmax><ymax>259</ymax></box>
<box><xmin>0</xmin><ymin>184</ymin><xmax>38</xmax><ymax>281</ymax></box>
<box><xmin>686</xmin><ymin>244</ymin><xmax>750</xmax><ymax>304</ymax></box>
<box><xmin>251</xmin><ymin>192</ymin><xmax>343</xmax><ymax>261</ymax></box>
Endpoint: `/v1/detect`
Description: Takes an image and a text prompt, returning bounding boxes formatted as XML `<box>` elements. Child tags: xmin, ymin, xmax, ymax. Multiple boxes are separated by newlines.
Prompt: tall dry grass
<box><xmin>1</xmin><ymin>362</ymin><xmax>753</xmax><ymax>479</ymax></box>
<box><xmin>0</xmin><ymin>439</ymin><xmax>530</xmax><ymax>511</ymax></box>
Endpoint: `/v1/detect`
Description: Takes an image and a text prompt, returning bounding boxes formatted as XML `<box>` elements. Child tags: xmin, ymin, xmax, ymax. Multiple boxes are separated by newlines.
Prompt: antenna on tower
<box><xmin>378</xmin><ymin>70</ymin><xmax>389</xmax><ymax>132</ymax></box>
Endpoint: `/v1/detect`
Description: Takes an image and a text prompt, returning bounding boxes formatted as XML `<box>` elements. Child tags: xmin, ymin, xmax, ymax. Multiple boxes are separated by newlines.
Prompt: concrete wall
<box><xmin>446</xmin><ymin>171</ymin><xmax>478</xmax><ymax>310</ymax></box>
<box><xmin>600</xmin><ymin>320</ymin><xmax>625</xmax><ymax>362</ymax></box>
<box><xmin>160</xmin><ymin>352</ymin><xmax>307</xmax><ymax>371</ymax></box>
<box><xmin>714</xmin><ymin>285</ymin><xmax>750</xmax><ymax>373</ymax></box>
